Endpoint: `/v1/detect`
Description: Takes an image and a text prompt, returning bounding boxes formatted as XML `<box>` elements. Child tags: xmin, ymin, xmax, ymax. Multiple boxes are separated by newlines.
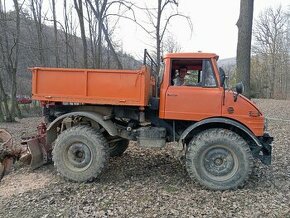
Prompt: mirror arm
<box><xmin>234</xmin><ymin>93</ymin><xmax>239</xmax><ymax>102</ymax></box>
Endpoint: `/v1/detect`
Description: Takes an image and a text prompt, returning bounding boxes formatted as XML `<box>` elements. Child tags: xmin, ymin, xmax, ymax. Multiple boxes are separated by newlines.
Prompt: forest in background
<box><xmin>0</xmin><ymin>0</ymin><xmax>289</xmax><ymax>122</ymax></box>
<box><xmin>222</xmin><ymin>6</ymin><xmax>290</xmax><ymax>99</ymax></box>
<box><xmin>0</xmin><ymin>0</ymin><xmax>190</xmax><ymax>121</ymax></box>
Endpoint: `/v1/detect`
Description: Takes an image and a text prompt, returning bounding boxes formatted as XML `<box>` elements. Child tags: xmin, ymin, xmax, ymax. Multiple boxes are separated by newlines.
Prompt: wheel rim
<box><xmin>64</xmin><ymin>142</ymin><xmax>92</xmax><ymax>172</ymax></box>
<box><xmin>200</xmin><ymin>145</ymin><xmax>239</xmax><ymax>182</ymax></box>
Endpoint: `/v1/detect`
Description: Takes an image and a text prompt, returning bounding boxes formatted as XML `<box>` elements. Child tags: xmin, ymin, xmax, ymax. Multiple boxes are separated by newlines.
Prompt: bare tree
<box><xmin>236</xmin><ymin>0</ymin><xmax>254</xmax><ymax>98</ymax></box>
<box><xmin>86</xmin><ymin>0</ymin><xmax>134</xmax><ymax>69</ymax></box>
<box><xmin>85</xmin><ymin>1</ymin><xmax>98</xmax><ymax>68</ymax></box>
<box><xmin>86</xmin><ymin>0</ymin><xmax>103</xmax><ymax>68</ymax></box>
<box><xmin>162</xmin><ymin>32</ymin><xmax>181</xmax><ymax>54</ymax></box>
<box><xmin>51</xmin><ymin>0</ymin><xmax>59</xmax><ymax>67</ymax></box>
<box><xmin>63</xmin><ymin>0</ymin><xmax>71</xmax><ymax>67</ymax></box>
<box><xmin>74</xmin><ymin>0</ymin><xmax>88</xmax><ymax>68</ymax></box>
<box><xmin>131</xmin><ymin>0</ymin><xmax>191</xmax><ymax>72</ymax></box>
<box><xmin>62</xmin><ymin>1</ymin><xmax>80</xmax><ymax>68</ymax></box>
<box><xmin>285</xmin><ymin>5</ymin><xmax>290</xmax><ymax>99</ymax></box>
<box><xmin>252</xmin><ymin>6</ymin><xmax>288</xmax><ymax>99</ymax></box>
<box><xmin>0</xmin><ymin>0</ymin><xmax>21</xmax><ymax>121</ymax></box>
<box><xmin>30</xmin><ymin>0</ymin><xmax>45</xmax><ymax>66</ymax></box>
<box><xmin>0</xmin><ymin>73</ymin><xmax>9</xmax><ymax>121</ymax></box>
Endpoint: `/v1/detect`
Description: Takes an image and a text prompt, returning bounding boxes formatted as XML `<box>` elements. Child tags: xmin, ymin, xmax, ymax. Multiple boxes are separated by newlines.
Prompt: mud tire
<box><xmin>53</xmin><ymin>126</ymin><xmax>108</xmax><ymax>182</ymax></box>
<box><xmin>186</xmin><ymin>128</ymin><xmax>253</xmax><ymax>190</ymax></box>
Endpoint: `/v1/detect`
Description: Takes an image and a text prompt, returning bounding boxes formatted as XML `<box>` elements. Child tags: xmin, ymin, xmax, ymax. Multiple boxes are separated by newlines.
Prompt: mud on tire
<box><xmin>186</xmin><ymin>128</ymin><xmax>253</xmax><ymax>190</ymax></box>
<box><xmin>53</xmin><ymin>126</ymin><xmax>108</xmax><ymax>182</ymax></box>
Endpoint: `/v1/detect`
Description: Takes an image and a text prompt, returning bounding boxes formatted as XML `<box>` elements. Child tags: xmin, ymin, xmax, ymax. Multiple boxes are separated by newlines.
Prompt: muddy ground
<box><xmin>0</xmin><ymin>99</ymin><xmax>289</xmax><ymax>217</ymax></box>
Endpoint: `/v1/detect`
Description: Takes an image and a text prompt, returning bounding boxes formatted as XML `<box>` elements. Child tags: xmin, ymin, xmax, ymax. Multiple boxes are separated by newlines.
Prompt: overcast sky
<box><xmin>5</xmin><ymin>0</ymin><xmax>290</xmax><ymax>60</ymax></box>
<box><xmin>118</xmin><ymin>0</ymin><xmax>289</xmax><ymax>60</ymax></box>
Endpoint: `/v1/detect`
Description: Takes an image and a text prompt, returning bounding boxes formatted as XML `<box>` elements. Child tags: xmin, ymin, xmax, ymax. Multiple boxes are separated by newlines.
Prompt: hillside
<box><xmin>0</xmin><ymin>12</ymin><xmax>141</xmax><ymax>96</ymax></box>
<box><xmin>218</xmin><ymin>57</ymin><xmax>236</xmax><ymax>67</ymax></box>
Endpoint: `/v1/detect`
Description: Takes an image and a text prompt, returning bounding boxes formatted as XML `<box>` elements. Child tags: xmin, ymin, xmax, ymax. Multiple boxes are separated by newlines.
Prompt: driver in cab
<box><xmin>173</xmin><ymin>67</ymin><xmax>187</xmax><ymax>86</ymax></box>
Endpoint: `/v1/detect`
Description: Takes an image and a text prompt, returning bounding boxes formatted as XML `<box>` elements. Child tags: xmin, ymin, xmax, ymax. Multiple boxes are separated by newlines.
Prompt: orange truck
<box><xmin>1</xmin><ymin>50</ymin><xmax>273</xmax><ymax>190</ymax></box>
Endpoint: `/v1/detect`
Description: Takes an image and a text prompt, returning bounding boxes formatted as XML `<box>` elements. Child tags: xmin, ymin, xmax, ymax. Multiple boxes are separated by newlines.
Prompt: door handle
<box><xmin>167</xmin><ymin>93</ymin><xmax>178</xmax><ymax>97</ymax></box>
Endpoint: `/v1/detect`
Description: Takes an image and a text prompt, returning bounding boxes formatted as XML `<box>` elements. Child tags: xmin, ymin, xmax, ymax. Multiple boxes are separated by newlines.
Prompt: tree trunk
<box><xmin>51</xmin><ymin>0</ymin><xmax>59</xmax><ymax>67</ymax></box>
<box><xmin>0</xmin><ymin>76</ymin><xmax>11</xmax><ymax>122</ymax></box>
<box><xmin>236</xmin><ymin>0</ymin><xmax>254</xmax><ymax>98</ymax></box>
<box><xmin>97</xmin><ymin>14</ymin><xmax>102</xmax><ymax>68</ymax></box>
<box><xmin>86</xmin><ymin>0</ymin><xmax>123</xmax><ymax>69</ymax></box>
<box><xmin>74</xmin><ymin>0</ymin><xmax>88</xmax><ymax>68</ymax></box>
<box><xmin>63</xmin><ymin>0</ymin><xmax>69</xmax><ymax>67</ymax></box>
<box><xmin>10</xmin><ymin>68</ymin><xmax>17</xmax><ymax>118</ymax></box>
<box><xmin>85</xmin><ymin>2</ymin><xmax>96</xmax><ymax>68</ymax></box>
<box><xmin>0</xmin><ymin>104</ymin><xmax>4</xmax><ymax>122</ymax></box>
<box><xmin>101</xmin><ymin>23</ymin><xmax>122</xmax><ymax>69</ymax></box>
<box><xmin>10</xmin><ymin>0</ymin><xmax>21</xmax><ymax>119</ymax></box>
<box><xmin>31</xmin><ymin>0</ymin><xmax>45</xmax><ymax>66</ymax></box>
<box><xmin>155</xmin><ymin>0</ymin><xmax>162</xmax><ymax>73</ymax></box>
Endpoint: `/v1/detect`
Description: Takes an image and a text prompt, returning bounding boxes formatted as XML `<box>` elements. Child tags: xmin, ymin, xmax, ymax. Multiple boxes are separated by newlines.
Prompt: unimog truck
<box><xmin>0</xmin><ymin>50</ymin><xmax>273</xmax><ymax>190</ymax></box>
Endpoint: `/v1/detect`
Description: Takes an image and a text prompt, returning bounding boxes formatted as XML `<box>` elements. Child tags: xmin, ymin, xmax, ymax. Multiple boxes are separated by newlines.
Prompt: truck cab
<box><xmin>159</xmin><ymin>53</ymin><xmax>265</xmax><ymax>137</ymax></box>
<box><xmin>160</xmin><ymin>53</ymin><xmax>223</xmax><ymax>121</ymax></box>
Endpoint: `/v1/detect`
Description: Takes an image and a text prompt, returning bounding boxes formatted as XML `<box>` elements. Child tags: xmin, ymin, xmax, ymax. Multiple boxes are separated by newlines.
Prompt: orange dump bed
<box><xmin>32</xmin><ymin>66</ymin><xmax>152</xmax><ymax>106</ymax></box>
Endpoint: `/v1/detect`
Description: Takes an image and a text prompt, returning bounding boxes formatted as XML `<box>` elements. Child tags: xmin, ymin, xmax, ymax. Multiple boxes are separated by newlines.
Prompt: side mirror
<box><xmin>219</xmin><ymin>67</ymin><xmax>226</xmax><ymax>87</ymax></box>
<box><xmin>235</xmin><ymin>82</ymin><xmax>244</xmax><ymax>94</ymax></box>
<box><xmin>234</xmin><ymin>82</ymin><xmax>244</xmax><ymax>102</ymax></box>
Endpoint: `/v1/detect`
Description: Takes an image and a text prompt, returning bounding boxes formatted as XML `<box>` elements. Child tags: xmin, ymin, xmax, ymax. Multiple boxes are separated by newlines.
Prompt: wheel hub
<box><xmin>66</xmin><ymin>142</ymin><xmax>92</xmax><ymax>170</ymax></box>
<box><xmin>214</xmin><ymin>158</ymin><xmax>223</xmax><ymax>166</ymax></box>
<box><xmin>203</xmin><ymin>146</ymin><xmax>238</xmax><ymax>180</ymax></box>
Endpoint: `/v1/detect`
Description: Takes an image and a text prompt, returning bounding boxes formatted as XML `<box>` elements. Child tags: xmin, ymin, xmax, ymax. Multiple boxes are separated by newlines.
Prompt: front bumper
<box><xmin>253</xmin><ymin>133</ymin><xmax>273</xmax><ymax>165</ymax></box>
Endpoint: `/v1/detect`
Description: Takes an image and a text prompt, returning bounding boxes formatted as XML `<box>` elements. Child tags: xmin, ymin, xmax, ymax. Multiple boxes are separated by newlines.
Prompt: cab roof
<box><xmin>163</xmin><ymin>52</ymin><xmax>219</xmax><ymax>60</ymax></box>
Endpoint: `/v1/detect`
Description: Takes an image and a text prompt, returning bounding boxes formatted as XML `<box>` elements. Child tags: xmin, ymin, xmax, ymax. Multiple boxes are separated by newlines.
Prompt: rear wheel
<box><xmin>108</xmin><ymin>138</ymin><xmax>129</xmax><ymax>157</ymax></box>
<box><xmin>186</xmin><ymin>128</ymin><xmax>253</xmax><ymax>190</ymax></box>
<box><xmin>53</xmin><ymin>126</ymin><xmax>108</xmax><ymax>182</ymax></box>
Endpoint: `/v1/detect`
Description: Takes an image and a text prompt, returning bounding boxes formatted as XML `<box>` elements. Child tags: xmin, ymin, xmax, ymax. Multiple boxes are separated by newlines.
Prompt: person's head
<box><xmin>179</xmin><ymin>67</ymin><xmax>187</xmax><ymax>78</ymax></box>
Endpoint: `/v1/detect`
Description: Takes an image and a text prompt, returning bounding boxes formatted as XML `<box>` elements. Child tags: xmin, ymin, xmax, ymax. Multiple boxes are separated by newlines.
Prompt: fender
<box><xmin>178</xmin><ymin>117</ymin><xmax>263</xmax><ymax>149</ymax></box>
<box><xmin>46</xmin><ymin>111</ymin><xmax>118</xmax><ymax>145</ymax></box>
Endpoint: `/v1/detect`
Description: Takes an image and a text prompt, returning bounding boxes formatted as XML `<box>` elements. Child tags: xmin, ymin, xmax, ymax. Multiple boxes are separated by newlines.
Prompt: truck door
<box><xmin>163</xmin><ymin>59</ymin><xmax>223</xmax><ymax>121</ymax></box>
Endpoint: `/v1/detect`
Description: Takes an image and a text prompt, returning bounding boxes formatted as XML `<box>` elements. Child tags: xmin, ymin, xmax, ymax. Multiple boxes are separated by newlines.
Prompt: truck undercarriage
<box><xmin>0</xmin><ymin>103</ymin><xmax>273</xmax><ymax>189</ymax></box>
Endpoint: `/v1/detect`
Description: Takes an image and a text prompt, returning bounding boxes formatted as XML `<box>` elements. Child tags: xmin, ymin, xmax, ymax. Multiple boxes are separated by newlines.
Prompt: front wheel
<box><xmin>53</xmin><ymin>126</ymin><xmax>108</xmax><ymax>182</ymax></box>
<box><xmin>186</xmin><ymin>128</ymin><xmax>253</xmax><ymax>190</ymax></box>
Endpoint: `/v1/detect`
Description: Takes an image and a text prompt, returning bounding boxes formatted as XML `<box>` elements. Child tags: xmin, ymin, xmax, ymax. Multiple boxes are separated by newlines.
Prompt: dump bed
<box><xmin>32</xmin><ymin>66</ymin><xmax>152</xmax><ymax>106</ymax></box>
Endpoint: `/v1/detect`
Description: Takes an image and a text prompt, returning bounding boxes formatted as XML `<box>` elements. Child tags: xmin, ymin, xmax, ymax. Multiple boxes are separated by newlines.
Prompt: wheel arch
<box><xmin>179</xmin><ymin>117</ymin><xmax>262</xmax><ymax>148</ymax></box>
<box><xmin>46</xmin><ymin>111</ymin><xmax>118</xmax><ymax>145</ymax></box>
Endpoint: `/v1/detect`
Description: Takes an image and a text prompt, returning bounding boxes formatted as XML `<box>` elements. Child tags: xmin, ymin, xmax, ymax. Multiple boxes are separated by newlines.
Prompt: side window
<box><xmin>171</xmin><ymin>62</ymin><xmax>203</xmax><ymax>87</ymax></box>
<box><xmin>202</xmin><ymin>60</ymin><xmax>217</xmax><ymax>87</ymax></box>
<box><xmin>184</xmin><ymin>70</ymin><xmax>202</xmax><ymax>86</ymax></box>
<box><xmin>170</xmin><ymin>59</ymin><xmax>217</xmax><ymax>87</ymax></box>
